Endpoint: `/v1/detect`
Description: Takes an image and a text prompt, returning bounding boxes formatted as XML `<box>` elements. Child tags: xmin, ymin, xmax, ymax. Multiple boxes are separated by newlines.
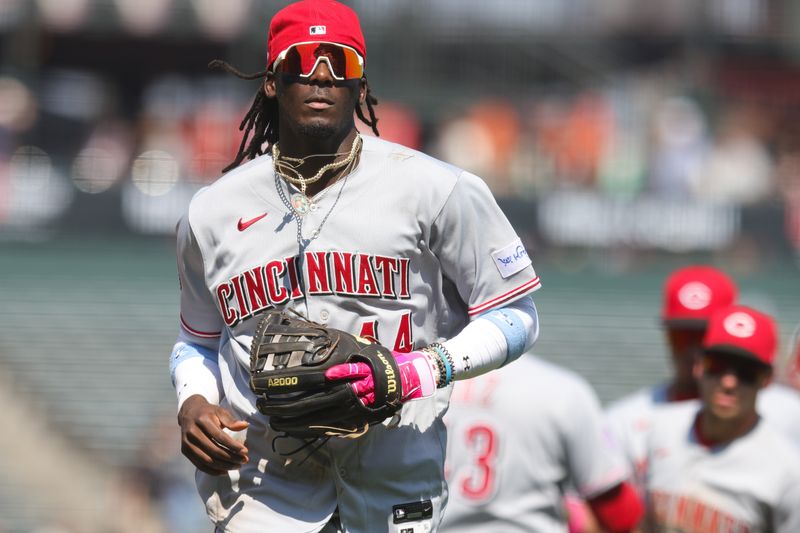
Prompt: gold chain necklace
<box><xmin>272</xmin><ymin>134</ymin><xmax>362</xmax><ymax>216</ymax></box>
<box><xmin>275</xmin><ymin>150</ymin><xmax>358</xmax><ymax>247</ymax></box>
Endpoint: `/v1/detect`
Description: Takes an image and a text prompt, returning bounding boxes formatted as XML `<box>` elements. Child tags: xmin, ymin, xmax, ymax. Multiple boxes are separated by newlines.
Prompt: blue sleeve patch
<box><xmin>169</xmin><ymin>342</ymin><xmax>218</xmax><ymax>383</ymax></box>
<box><xmin>483</xmin><ymin>308</ymin><xmax>527</xmax><ymax>365</ymax></box>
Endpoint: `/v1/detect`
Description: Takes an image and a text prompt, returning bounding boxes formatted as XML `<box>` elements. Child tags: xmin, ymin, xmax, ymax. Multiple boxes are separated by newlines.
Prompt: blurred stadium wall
<box><xmin>1</xmin><ymin>1</ymin><xmax>800</xmax><ymax>531</ymax></box>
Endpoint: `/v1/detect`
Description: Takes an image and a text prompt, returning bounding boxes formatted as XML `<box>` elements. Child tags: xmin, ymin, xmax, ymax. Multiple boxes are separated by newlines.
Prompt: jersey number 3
<box><xmin>456</xmin><ymin>423</ymin><xmax>499</xmax><ymax>503</ymax></box>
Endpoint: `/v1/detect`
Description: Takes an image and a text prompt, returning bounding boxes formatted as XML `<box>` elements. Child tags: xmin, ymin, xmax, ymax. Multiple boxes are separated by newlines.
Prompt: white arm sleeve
<box><xmin>170</xmin><ymin>331</ymin><xmax>223</xmax><ymax>410</ymax></box>
<box><xmin>171</xmin><ymin>214</ymin><xmax>225</xmax><ymax>410</ymax></box>
<box><xmin>442</xmin><ymin>296</ymin><xmax>539</xmax><ymax>381</ymax></box>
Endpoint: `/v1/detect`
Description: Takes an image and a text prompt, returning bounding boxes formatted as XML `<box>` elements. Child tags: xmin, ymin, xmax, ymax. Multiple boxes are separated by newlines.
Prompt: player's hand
<box><xmin>177</xmin><ymin>394</ymin><xmax>249</xmax><ymax>476</ymax></box>
<box><xmin>325</xmin><ymin>350</ymin><xmax>437</xmax><ymax>406</ymax></box>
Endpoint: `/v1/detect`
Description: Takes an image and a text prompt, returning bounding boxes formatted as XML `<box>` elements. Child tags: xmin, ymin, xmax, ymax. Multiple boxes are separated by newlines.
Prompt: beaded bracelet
<box><xmin>426</xmin><ymin>342</ymin><xmax>454</xmax><ymax>387</ymax></box>
<box><xmin>421</xmin><ymin>347</ymin><xmax>443</xmax><ymax>387</ymax></box>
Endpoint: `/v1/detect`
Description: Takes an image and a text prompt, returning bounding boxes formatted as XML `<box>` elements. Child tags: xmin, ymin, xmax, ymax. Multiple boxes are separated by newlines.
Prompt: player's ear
<box><xmin>693</xmin><ymin>357</ymin><xmax>705</xmax><ymax>381</ymax></box>
<box><xmin>358</xmin><ymin>77</ymin><xmax>367</xmax><ymax>105</ymax></box>
<box><xmin>264</xmin><ymin>74</ymin><xmax>277</xmax><ymax>99</ymax></box>
<box><xmin>759</xmin><ymin>369</ymin><xmax>773</xmax><ymax>390</ymax></box>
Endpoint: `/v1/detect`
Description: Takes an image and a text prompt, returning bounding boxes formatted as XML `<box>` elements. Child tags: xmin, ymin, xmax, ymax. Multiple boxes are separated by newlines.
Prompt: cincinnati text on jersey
<box><xmin>650</xmin><ymin>491</ymin><xmax>752</xmax><ymax>532</ymax></box>
<box><xmin>215</xmin><ymin>251</ymin><xmax>411</xmax><ymax>327</ymax></box>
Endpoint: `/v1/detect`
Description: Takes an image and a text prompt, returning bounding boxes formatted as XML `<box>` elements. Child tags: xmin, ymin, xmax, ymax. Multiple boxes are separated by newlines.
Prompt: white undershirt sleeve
<box><xmin>441</xmin><ymin>296</ymin><xmax>539</xmax><ymax>381</ymax></box>
<box><xmin>169</xmin><ymin>330</ymin><xmax>223</xmax><ymax>410</ymax></box>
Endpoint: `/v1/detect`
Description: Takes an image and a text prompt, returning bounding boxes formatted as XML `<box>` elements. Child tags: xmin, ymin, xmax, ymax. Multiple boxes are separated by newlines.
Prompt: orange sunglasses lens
<box><xmin>275</xmin><ymin>42</ymin><xmax>363</xmax><ymax>80</ymax></box>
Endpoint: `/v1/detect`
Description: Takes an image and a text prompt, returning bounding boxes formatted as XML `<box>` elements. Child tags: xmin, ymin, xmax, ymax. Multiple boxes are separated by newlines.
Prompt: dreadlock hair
<box><xmin>209</xmin><ymin>59</ymin><xmax>380</xmax><ymax>174</ymax></box>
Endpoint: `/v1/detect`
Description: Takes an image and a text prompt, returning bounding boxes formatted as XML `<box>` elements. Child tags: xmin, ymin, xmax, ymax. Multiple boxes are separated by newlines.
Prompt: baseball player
<box><xmin>604</xmin><ymin>265</ymin><xmax>737</xmax><ymax>488</ymax></box>
<box><xmin>168</xmin><ymin>1</ymin><xmax>542</xmax><ymax>532</ymax></box>
<box><xmin>642</xmin><ymin>305</ymin><xmax>800</xmax><ymax>532</ymax></box>
<box><xmin>439</xmin><ymin>353</ymin><xmax>644</xmax><ymax>533</ymax></box>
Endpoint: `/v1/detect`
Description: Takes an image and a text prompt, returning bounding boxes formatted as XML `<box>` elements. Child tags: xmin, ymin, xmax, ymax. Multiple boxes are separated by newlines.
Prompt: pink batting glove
<box><xmin>324</xmin><ymin>362</ymin><xmax>376</xmax><ymax>404</ymax></box>
<box><xmin>325</xmin><ymin>351</ymin><xmax>437</xmax><ymax>406</ymax></box>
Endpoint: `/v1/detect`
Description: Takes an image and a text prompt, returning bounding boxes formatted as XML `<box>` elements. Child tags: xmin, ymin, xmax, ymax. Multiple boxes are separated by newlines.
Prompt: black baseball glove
<box><xmin>249</xmin><ymin>310</ymin><xmax>404</xmax><ymax>439</ymax></box>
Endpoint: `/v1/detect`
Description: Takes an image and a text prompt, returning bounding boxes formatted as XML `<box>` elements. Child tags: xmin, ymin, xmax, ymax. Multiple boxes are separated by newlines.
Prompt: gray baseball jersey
<box><xmin>439</xmin><ymin>354</ymin><xmax>628</xmax><ymax>533</ymax></box>
<box><xmin>176</xmin><ymin>135</ymin><xmax>541</xmax><ymax>532</ymax></box>
<box><xmin>606</xmin><ymin>382</ymin><xmax>800</xmax><ymax>492</ymax></box>
<box><xmin>604</xmin><ymin>383</ymin><xmax>672</xmax><ymax>490</ymax></box>
<box><xmin>758</xmin><ymin>383</ymin><xmax>800</xmax><ymax>448</ymax></box>
<box><xmin>643</xmin><ymin>402</ymin><xmax>800</xmax><ymax>532</ymax></box>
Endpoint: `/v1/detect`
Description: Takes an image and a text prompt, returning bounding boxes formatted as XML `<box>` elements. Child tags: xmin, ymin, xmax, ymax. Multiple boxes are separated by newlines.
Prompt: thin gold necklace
<box><xmin>275</xmin><ymin>150</ymin><xmax>358</xmax><ymax>247</ymax></box>
<box><xmin>272</xmin><ymin>134</ymin><xmax>362</xmax><ymax>216</ymax></box>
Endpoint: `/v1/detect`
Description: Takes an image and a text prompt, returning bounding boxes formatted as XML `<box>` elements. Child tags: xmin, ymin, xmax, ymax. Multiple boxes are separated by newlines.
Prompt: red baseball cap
<box><xmin>266</xmin><ymin>0</ymin><xmax>366</xmax><ymax>70</ymax></box>
<box><xmin>661</xmin><ymin>265</ymin><xmax>737</xmax><ymax>329</ymax></box>
<box><xmin>703</xmin><ymin>305</ymin><xmax>777</xmax><ymax>367</ymax></box>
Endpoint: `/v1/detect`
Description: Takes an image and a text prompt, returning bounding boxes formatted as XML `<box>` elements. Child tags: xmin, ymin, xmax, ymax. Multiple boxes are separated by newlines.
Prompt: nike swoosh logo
<box><xmin>237</xmin><ymin>212</ymin><xmax>268</xmax><ymax>231</ymax></box>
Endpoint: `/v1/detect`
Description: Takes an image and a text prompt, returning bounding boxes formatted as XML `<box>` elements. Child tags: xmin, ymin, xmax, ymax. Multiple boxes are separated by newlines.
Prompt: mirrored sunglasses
<box><xmin>701</xmin><ymin>354</ymin><xmax>767</xmax><ymax>385</ymax></box>
<box><xmin>272</xmin><ymin>42</ymin><xmax>364</xmax><ymax>81</ymax></box>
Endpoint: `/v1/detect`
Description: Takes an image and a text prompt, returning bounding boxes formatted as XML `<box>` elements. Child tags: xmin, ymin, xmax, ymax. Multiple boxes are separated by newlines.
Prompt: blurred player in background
<box><xmin>642</xmin><ymin>305</ymin><xmax>800</xmax><ymax>531</ymax></box>
<box><xmin>439</xmin><ymin>353</ymin><xmax>644</xmax><ymax>533</ymax></box>
<box><xmin>607</xmin><ymin>265</ymin><xmax>800</xmax><ymax>490</ymax></box>
<box><xmin>605</xmin><ymin>265</ymin><xmax>737</xmax><ymax>486</ymax></box>
<box><xmin>169</xmin><ymin>1</ymin><xmax>542</xmax><ymax>531</ymax></box>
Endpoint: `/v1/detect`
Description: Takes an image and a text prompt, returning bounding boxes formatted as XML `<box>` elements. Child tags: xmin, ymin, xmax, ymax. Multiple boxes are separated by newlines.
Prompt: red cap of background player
<box><xmin>267</xmin><ymin>0</ymin><xmax>366</xmax><ymax>70</ymax></box>
<box><xmin>661</xmin><ymin>265</ymin><xmax>737</xmax><ymax>329</ymax></box>
<box><xmin>703</xmin><ymin>305</ymin><xmax>777</xmax><ymax>367</ymax></box>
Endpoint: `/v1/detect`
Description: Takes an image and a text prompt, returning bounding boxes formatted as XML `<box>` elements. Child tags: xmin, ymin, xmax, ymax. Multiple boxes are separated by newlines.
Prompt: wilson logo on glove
<box><xmin>375</xmin><ymin>351</ymin><xmax>398</xmax><ymax>394</ymax></box>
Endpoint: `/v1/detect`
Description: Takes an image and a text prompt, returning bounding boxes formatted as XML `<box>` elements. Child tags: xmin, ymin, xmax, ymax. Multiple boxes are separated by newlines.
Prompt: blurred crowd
<box><xmin>3</xmin><ymin>61</ymin><xmax>800</xmax><ymax>238</ymax></box>
<box><xmin>0</xmin><ymin>0</ymin><xmax>799</xmax><ymax>249</ymax></box>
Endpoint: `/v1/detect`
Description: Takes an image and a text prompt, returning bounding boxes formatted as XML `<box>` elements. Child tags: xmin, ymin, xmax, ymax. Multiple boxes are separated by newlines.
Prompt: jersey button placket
<box><xmin>320</xmin><ymin>309</ymin><xmax>330</xmax><ymax>322</ymax></box>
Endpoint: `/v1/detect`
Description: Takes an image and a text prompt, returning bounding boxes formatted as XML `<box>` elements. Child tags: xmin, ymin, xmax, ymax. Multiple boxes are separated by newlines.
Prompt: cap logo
<box><xmin>309</xmin><ymin>25</ymin><xmax>327</xmax><ymax>35</ymax></box>
<box><xmin>678</xmin><ymin>282</ymin><xmax>712</xmax><ymax>310</ymax></box>
<box><xmin>723</xmin><ymin>312</ymin><xmax>757</xmax><ymax>338</ymax></box>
